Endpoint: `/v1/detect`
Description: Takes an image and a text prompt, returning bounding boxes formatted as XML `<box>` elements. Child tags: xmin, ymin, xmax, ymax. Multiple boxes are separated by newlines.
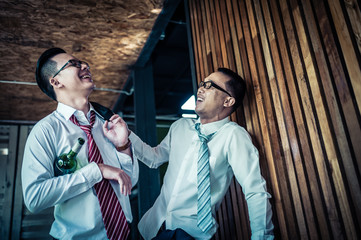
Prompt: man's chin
<box><xmin>89</xmin><ymin>83</ymin><xmax>96</xmax><ymax>90</ymax></box>
<box><xmin>194</xmin><ymin>107</ymin><xmax>202</xmax><ymax>116</ymax></box>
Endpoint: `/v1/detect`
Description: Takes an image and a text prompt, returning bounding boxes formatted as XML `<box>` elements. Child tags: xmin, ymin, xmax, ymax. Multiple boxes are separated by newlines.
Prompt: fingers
<box><xmin>98</xmin><ymin>164</ymin><xmax>132</xmax><ymax>195</ymax></box>
<box><xmin>117</xmin><ymin>116</ymin><xmax>126</xmax><ymax>124</ymax></box>
<box><xmin>109</xmin><ymin>114</ymin><xmax>119</xmax><ymax>122</ymax></box>
<box><xmin>119</xmin><ymin>172</ymin><xmax>132</xmax><ymax>195</ymax></box>
<box><xmin>109</xmin><ymin>114</ymin><xmax>126</xmax><ymax>126</ymax></box>
<box><xmin>102</xmin><ymin>121</ymin><xmax>109</xmax><ymax>133</ymax></box>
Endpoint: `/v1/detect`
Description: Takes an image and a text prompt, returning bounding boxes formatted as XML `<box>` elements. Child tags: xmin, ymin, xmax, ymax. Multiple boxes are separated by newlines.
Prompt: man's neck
<box><xmin>199</xmin><ymin>113</ymin><xmax>228</xmax><ymax>124</ymax></box>
<box><xmin>58</xmin><ymin>97</ymin><xmax>90</xmax><ymax>116</ymax></box>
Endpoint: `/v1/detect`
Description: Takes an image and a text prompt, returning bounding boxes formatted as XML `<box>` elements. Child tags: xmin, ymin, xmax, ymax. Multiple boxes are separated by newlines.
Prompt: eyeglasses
<box><xmin>52</xmin><ymin>59</ymin><xmax>90</xmax><ymax>78</ymax></box>
<box><xmin>198</xmin><ymin>80</ymin><xmax>232</xmax><ymax>97</ymax></box>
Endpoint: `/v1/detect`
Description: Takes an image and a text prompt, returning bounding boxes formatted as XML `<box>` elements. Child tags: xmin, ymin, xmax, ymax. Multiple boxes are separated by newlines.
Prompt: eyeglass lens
<box><xmin>70</xmin><ymin>60</ymin><xmax>89</xmax><ymax>68</ymax></box>
<box><xmin>199</xmin><ymin>80</ymin><xmax>232</xmax><ymax>97</ymax></box>
<box><xmin>52</xmin><ymin>59</ymin><xmax>90</xmax><ymax>78</ymax></box>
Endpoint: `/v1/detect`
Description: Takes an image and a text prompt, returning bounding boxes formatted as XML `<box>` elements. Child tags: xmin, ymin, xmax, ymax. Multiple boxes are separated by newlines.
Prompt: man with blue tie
<box><xmin>127</xmin><ymin>68</ymin><xmax>274</xmax><ymax>239</ymax></box>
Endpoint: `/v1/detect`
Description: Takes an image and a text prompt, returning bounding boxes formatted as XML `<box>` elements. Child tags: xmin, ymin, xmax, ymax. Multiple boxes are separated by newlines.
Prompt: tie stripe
<box><xmin>70</xmin><ymin>112</ymin><xmax>129</xmax><ymax>240</ymax></box>
<box><xmin>195</xmin><ymin>123</ymin><xmax>215</xmax><ymax>233</ymax></box>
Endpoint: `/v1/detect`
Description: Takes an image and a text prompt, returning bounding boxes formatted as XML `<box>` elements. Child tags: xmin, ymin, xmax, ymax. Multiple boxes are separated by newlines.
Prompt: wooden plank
<box><xmin>229</xmin><ymin>178</ymin><xmax>242</xmax><ymax>239</ymax></box>
<box><xmin>204</xmin><ymin>0</ymin><xmax>218</xmax><ymax>68</ymax></box>
<box><xmin>218</xmin><ymin>202</ymin><xmax>226</xmax><ymax>240</ymax></box>
<box><xmin>214</xmin><ymin>211</ymin><xmax>220</xmax><ymax>240</ymax></box>
<box><xmin>262</xmin><ymin>0</ymin><xmax>342</xmax><ymax>238</ymax></box>
<box><xmin>254</xmin><ymin>0</ymin><xmax>312</xmax><ymax>238</ymax></box>
<box><xmin>233</xmin><ymin>0</ymin><xmax>255</xmax><ymax>136</ymax></box>
<box><xmin>199</xmin><ymin>0</ymin><xmax>213</xmax><ymax>73</ymax></box>
<box><xmin>277</xmin><ymin>0</ymin><xmax>346</xmax><ymax>238</ymax></box>
<box><xmin>344</xmin><ymin>0</ymin><xmax>361</xmax><ymax>54</ymax></box>
<box><xmin>225</xmin><ymin>0</ymin><xmax>242</xmax><ymax>73</ymax></box>
<box><xmin>188</xmin><ymin>0</ymin><xmax>361</xmax><ymax>239</ymax></box>
<box><xmin>328</xmin><ymin>0</ymin><xmax>361</xmax><ymax>113</ymax></box>
<box><xmin>290</xmin><ymin>0</ymin><xmax>356</xmax><ymax>238</ymax></box>
<box><xmin>195</xmin><ymin>0</ymin><xmax>209</xmax><ymax>77</ymax></box>
<box><xmin>231</xmin><ymin>0</ymin><xmax>245</xmax><ymax>77</ymax></box>
<box><xmin>189</xmin><ymin>0</ymin><xmax>202</xmax><ymax>83</ymax></box>
<box><xmin>302</xmin><ymin>0</ymin><xmax>361</xmax><ymax>233</ymax></box>
<box><xmin>246</xmin><ymin>0</ymin><xmax>301</xmax><ymax>238</ymax></box>
<box><xmin>223</xmin><ymin>190</ymin><xmax>232</xmax><ymax>239</ymax></box>
<box><xmin>269</xmin><ymin>0</ymin><xmax>336</xmax><ymax>238</ymax></box>
<box><xmin>219</xmin><ymin>0</ymin><xmax>236</xmax><ymax>71</ymax></box>
<box><xmin>214</xmin><ymin>0</ymin><xmax>229</xmax><ymax>68</ymax></box>
<box><xmin>262</xmin><ymin>0</ymin><xmax>330</xmax><ymax>238</ymax></box>
<box><xmin>315</xmin><ymin>0</ymin><xmax>361</xmax><ymax>192</ymax></box>
<box><xmin>185</xmin><ymin>0</ymin><xmax>200</xmax><ymax>96</ymax></box>
<box><xmin>234</xmin><ymin>179</ymin><xmax>251</xmax><ymax>239</ymax></box>
<box><xmin>207</xmin><ymin>0</ymin><xmax>224</xmax><ymax>69</ymax></box>
<box><xmin>238</xmin><ymin>0</ymin><xmax>289</xmax><ymax>238</ymax></box>
<box><xmin>230</xmin><ymin>2</ymin><xmax>267</xmax><ymax>239</ymax></box>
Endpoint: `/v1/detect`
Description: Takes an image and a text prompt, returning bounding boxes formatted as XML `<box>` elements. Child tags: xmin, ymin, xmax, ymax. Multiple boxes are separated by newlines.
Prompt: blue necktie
<box><xmin>195</xmin><ymin>123</ymin><xmax>215</xmax><ymax>233</ymax></box>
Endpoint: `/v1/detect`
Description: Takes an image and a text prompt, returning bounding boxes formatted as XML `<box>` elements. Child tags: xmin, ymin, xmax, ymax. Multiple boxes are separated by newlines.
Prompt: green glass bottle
<box><xmin>54</xmin><ymin>137</ymin><xmax>85</xmax><ymax>176</ymax></box>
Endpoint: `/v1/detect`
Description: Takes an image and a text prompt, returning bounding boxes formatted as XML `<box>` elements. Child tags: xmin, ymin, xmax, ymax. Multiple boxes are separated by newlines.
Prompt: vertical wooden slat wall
<box><xmin>188</xmin><ymin>0</ymin><xmax>361</xmax><ymax>239</ymax></box>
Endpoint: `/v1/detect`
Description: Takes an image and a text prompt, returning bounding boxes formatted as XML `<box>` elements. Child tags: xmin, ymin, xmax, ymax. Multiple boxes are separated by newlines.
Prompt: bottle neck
<box><xmin>67</xmin><ymin>141</ymin><xmax>83</xmax><ymax>159</ymax></box>
<box><xmin>67</xmin><ymin>150</ymin><xmax>78</xmax><ymax>159</ymax></box>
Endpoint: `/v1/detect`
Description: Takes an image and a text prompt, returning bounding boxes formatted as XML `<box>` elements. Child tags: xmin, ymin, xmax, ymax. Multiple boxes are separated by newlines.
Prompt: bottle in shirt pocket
<box><xmin>54</xmin><ymin>137</ymin><xmax>84</xmax><ymax>176</ymax></box>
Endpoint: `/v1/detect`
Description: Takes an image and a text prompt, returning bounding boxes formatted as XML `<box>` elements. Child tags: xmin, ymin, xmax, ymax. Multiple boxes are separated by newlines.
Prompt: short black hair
<box><xmin>35</xmin><ymin>48</ymin><xmax>66</xmax><ymax>101</ymax></box>
<box><xmin>39</xmin><ymin>59</ymin><xmax>58</xmax><ymax>100</ymax></box>
<box><xmin>217</xmin><ymin>67</ymin><xmax>246</xmax><ymax>111</ymax></box>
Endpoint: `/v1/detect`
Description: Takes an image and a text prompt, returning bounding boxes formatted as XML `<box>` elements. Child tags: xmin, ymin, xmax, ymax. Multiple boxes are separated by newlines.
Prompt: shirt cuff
<box><xmin>77</xmin><ymin>162</ymin><xmax>103</xmax><ymax>187</ymax></box>
<box><xmin>128</xmin><ymin>131</ymin><xmax>137</xmax><ymax>143</ymax></box>
<box><xmin>251</xmin><ymin>230</ymin><xmax>274</xmax><ymax>240</ymax></box>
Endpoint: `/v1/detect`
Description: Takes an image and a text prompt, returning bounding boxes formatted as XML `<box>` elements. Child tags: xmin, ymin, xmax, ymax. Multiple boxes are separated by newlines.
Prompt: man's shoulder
<box><xmin>222</xmin><ymin>121</ymin><xmax>251</xmax><ymax>139</ymax></box>
<box><xmin>176</xmin><ymin>117</ymin><xmax>195</xmax><ymax>124</ymax></box>
<box><xmin>171</xmin><ymin>117</ymin><xmax>196</xmax><ymax>128</ymax></box>
<box><xmin>31</xmin><ymin>111</ymin><xmax>61</xmax><ymax>134</ymax></box>
<box><xmin>223</xmin><ymin>120</ymin><xmax>243</xmax><ymax>131</ymax></box>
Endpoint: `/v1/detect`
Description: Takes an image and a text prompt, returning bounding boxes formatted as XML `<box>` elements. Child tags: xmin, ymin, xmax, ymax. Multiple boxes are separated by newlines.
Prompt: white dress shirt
<box><xmin>130</xmin><ymin>117</ymin><xmax>273</xmax><ymax>240</ymax></box>
<box><xmin>21</xmin><ymin>102</ymin><xmax>139</xmax><ymax>240</ymax></box>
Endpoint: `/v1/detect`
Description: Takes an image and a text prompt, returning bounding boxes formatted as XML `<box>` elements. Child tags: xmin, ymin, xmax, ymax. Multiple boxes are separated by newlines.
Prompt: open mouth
<box><xmin>80</xmin><ymin>74</ymin><xmax>92</xmax><ymax>81</ymax></box>
<box><xmin>197</xmin><ymin>96</ymin><xmax>204</xmax><ymax>102</ymax></box>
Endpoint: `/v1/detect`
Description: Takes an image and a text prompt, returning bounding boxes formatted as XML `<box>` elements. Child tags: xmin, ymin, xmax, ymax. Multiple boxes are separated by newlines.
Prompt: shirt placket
<box><xmin>166</xmin><ymin>132</ymin><xmax>200</xmax><ymax>220</ymax></box>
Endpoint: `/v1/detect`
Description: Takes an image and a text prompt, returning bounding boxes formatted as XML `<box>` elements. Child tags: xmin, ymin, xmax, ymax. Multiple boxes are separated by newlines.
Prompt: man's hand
<box><xmin>97</xmin><ymin>163</ymin><xmax>132</xmax><ymax>195</ymax></box>
<box><xmin>103</xmin><ymin>114</ymin><xmax>129</xmax><ymax>147</ymax></box>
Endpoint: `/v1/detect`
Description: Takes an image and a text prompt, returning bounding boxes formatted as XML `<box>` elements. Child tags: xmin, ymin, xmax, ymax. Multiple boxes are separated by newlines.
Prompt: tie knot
<box><xmin>70</xmin><ymin>111</ymin><xmax>96</xmax><ymax>135</ymax></box>
<box><xmin>195</xmin><ymin>123</ymin><xmax>213</xmax><ymax>143</ymax></box>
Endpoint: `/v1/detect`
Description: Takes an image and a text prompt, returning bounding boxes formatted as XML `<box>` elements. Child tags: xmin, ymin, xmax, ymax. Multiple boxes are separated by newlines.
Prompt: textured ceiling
<box><xmin>0</xmin><ymin>0</ymin><xmax>164</xmax><ymax>122</ymax></box>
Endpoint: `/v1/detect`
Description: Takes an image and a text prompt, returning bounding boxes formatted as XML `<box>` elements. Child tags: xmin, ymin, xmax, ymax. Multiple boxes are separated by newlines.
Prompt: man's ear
<box><xmin>224</xmin><ymin>97</ymin><xmax>235</xmax><ymax>108</ymax></box>
<box><xmin>50</xmin><ymin>78</ymin><xmax>63</xmax><ymax>88</ymax></box>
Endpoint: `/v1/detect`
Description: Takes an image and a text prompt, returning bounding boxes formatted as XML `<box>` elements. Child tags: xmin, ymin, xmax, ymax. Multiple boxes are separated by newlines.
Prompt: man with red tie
<box><xmin>21</xmin><ymin>48</ymin><xmax>138</xmax><ymax>240</ymax></box>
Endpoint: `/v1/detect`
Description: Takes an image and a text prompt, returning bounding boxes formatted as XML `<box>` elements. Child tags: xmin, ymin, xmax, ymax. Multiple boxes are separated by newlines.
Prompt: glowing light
<box><xmin>181</xmin><ymin>95</ymin><xmax>195</xmax><ymax>110</ymax></box>
<box><xmin>182</xmin><ymin>114</ymin><xmax>197</xmax><ymax>118</ymax></box>
<box><xmin>151</xmin><ymin>8</ymin><xmax>162</xmax><ymax>14</ymax></box>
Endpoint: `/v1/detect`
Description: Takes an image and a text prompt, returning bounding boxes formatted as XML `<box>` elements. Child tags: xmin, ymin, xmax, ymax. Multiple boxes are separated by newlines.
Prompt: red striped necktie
<box><xmin>70</xmin><ymin>111</ymin><xmax>130</xmax><ymax>240</ymax></box>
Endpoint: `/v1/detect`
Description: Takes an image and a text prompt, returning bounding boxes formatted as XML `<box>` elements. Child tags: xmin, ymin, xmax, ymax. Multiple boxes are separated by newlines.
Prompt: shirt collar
<box><xmin>57</xmin><ymin>102</ymin><xmax>96</xmax><ymax>123</ymax></box>
<box><xmin>194</xmin><ymin>117</ymin><xmax>230</xmax><ymax>135</ymax></box>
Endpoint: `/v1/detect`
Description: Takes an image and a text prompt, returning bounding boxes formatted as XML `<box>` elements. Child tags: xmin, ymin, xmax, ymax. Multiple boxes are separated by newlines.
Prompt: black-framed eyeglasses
<box><xmin>52</xmin><ymin>59</ymin><xmax>90</xmax><ymax>78</ymax></box>
<box><xmin>198</xmin><ymin>80</ymin><xmax>232</xmax><ymax>97</ymax></box>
